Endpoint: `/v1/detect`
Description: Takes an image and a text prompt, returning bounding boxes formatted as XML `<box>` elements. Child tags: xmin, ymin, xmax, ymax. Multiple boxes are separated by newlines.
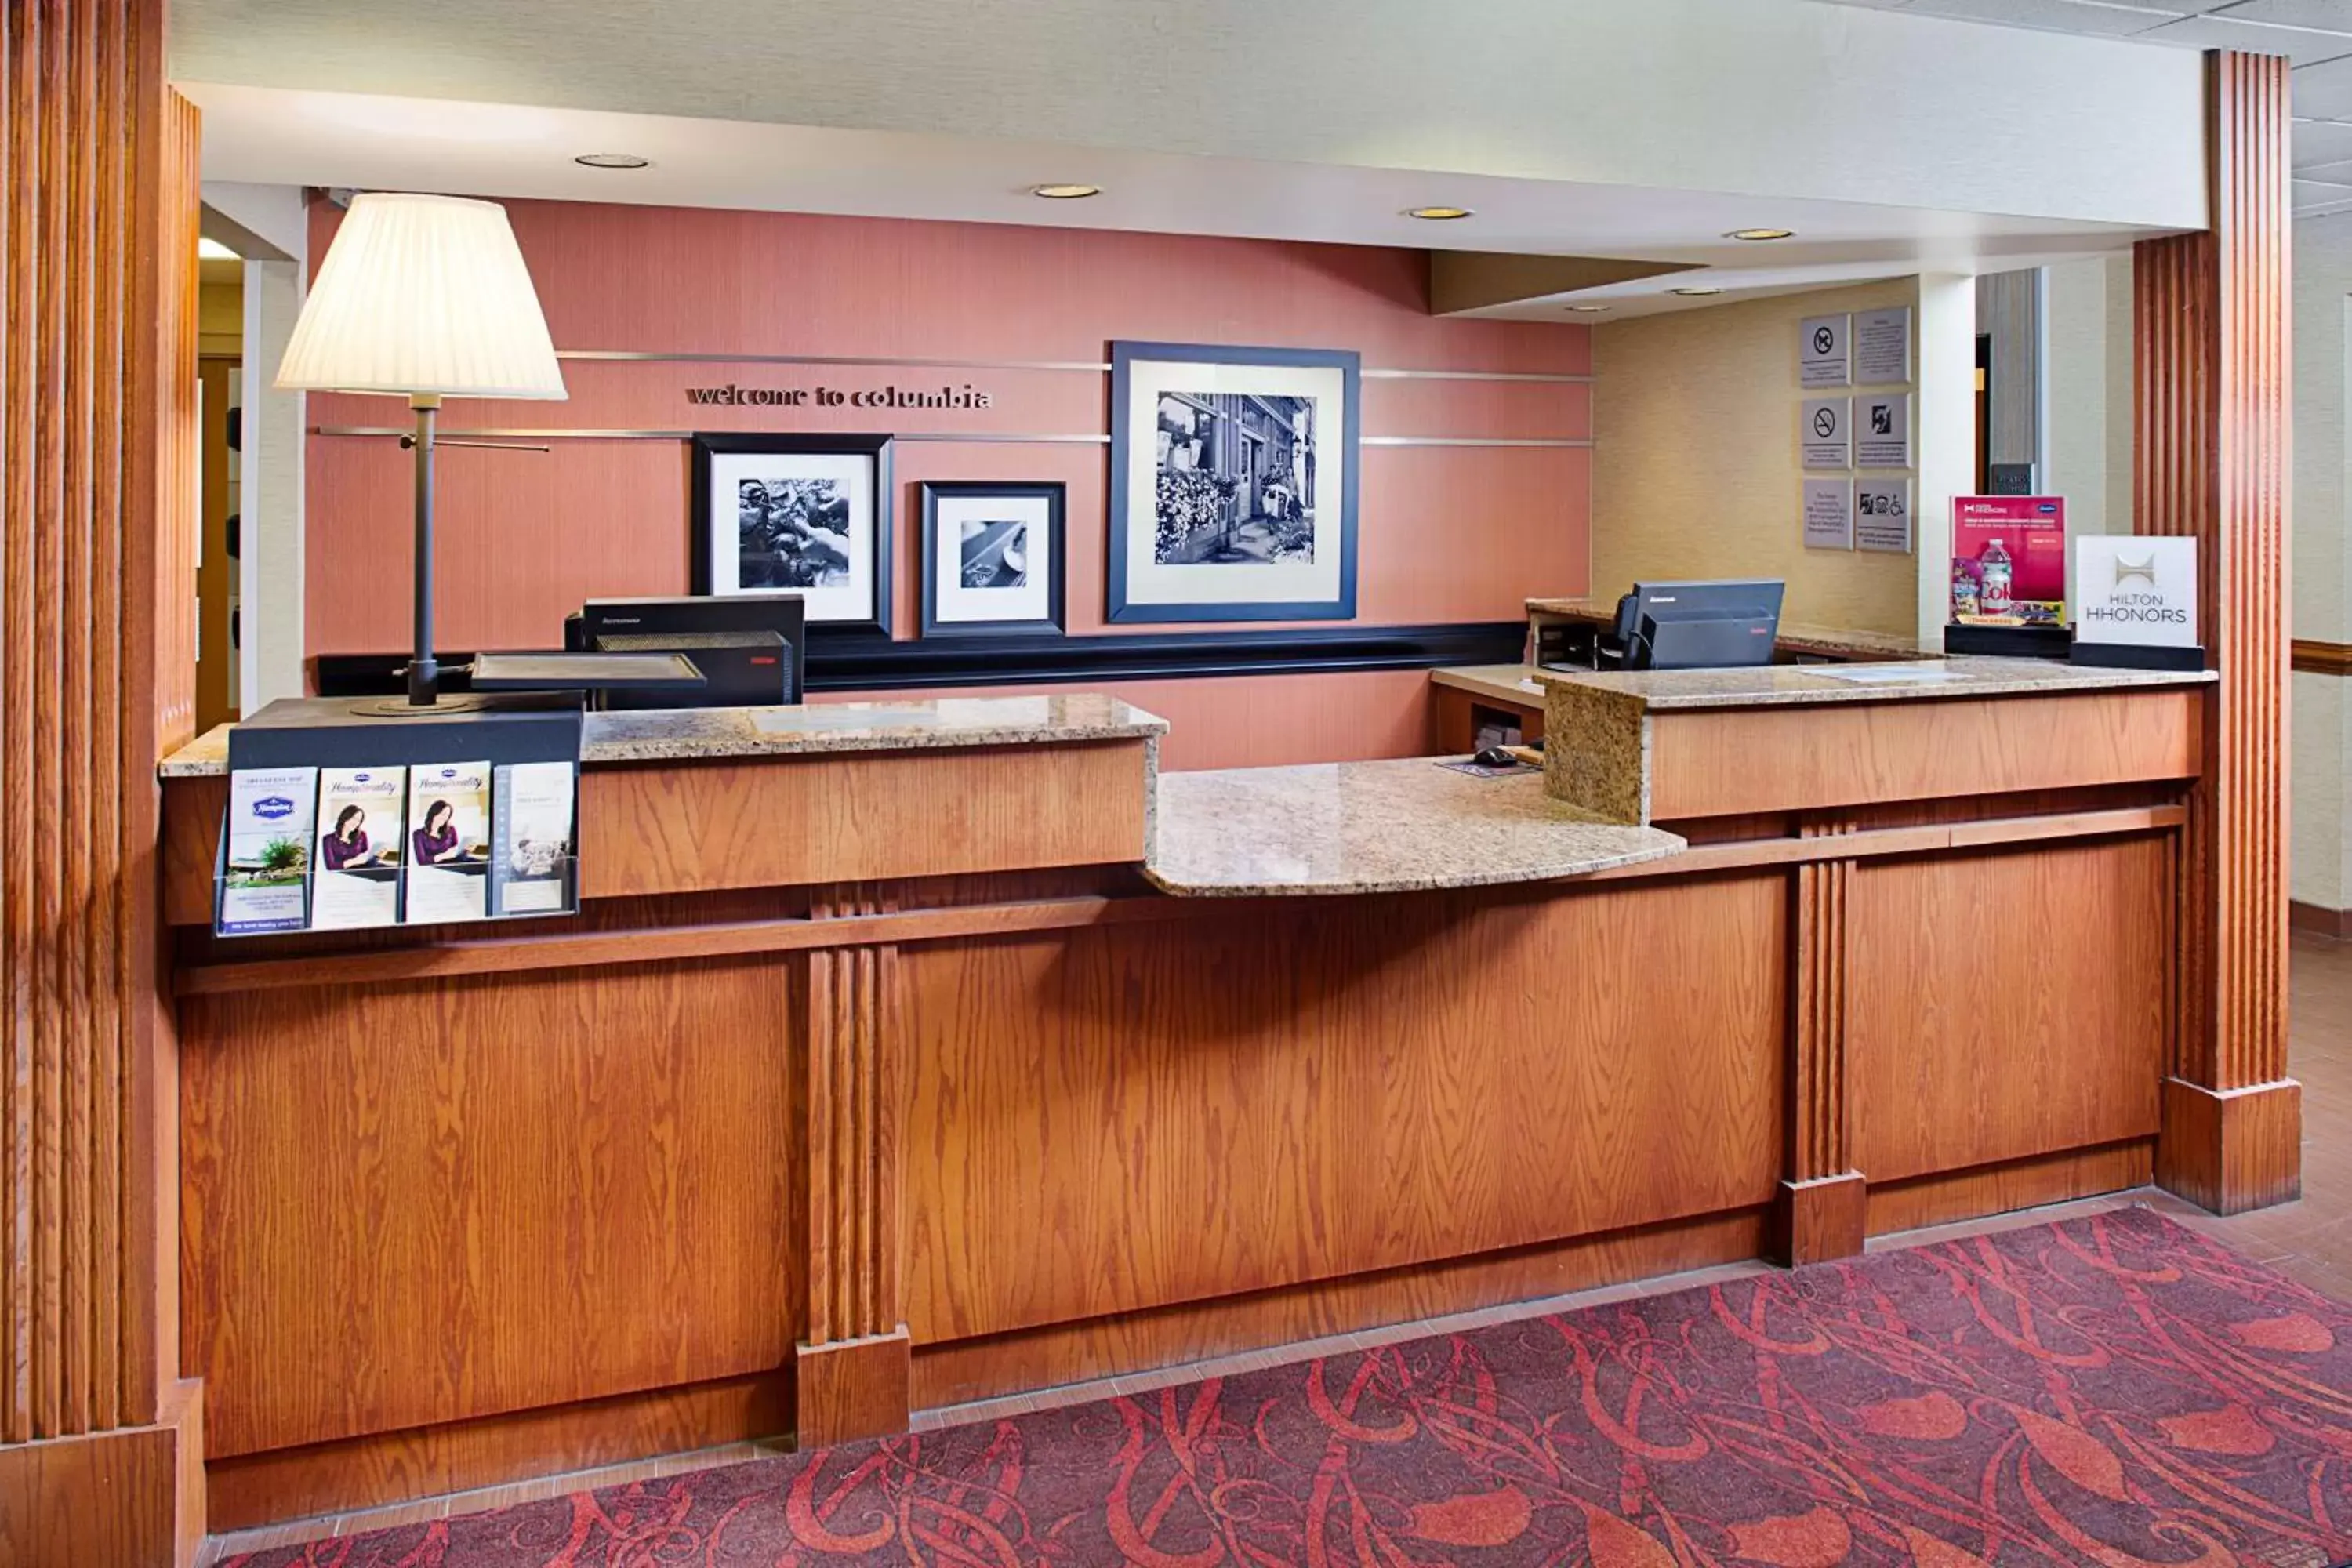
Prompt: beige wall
<box><xmin>2293</xmin><ymin>215</ymin><xmax>2352</xmax><ymax>913</ymax></box>
<box><xmin>1590</xmin><ymin>278</ymin><xmax>1923</xmax><ymax>637</ymax></box>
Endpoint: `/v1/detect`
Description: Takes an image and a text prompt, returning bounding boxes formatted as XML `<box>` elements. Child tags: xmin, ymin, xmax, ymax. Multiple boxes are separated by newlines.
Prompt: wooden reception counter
<box><xmin>157</xmin><ymin>661</ymin><xmax>2236</xmax><ymax>1529</ymax></box>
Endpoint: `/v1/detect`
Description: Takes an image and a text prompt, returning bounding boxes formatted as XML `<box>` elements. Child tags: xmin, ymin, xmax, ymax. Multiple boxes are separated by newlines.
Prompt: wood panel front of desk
<box><xmin>165</xmin><ymin>695</ymin><xmax>2203</xmax><ymax>1529</ymax></box>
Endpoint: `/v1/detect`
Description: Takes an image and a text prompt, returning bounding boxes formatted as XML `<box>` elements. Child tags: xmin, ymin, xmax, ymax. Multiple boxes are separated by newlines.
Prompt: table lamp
<box><xmin>276</xmin><ymin>191</ymin><xmax>568</xmax><ymax>707</ymax></box>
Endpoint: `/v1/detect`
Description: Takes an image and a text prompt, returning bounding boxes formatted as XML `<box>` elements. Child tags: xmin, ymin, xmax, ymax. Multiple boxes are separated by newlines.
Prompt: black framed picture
<box><xmin>919</xmin><ymin>481</ymin><xmax>1065</xmax><ymax>637</ymax></box>
<box><xmin>689</xmin><ymin>433</ymin><xmax>893</xmax><ymax>634</ymax></box>
<box><xmin>1107</xmin><ymin>340</ymin><xmax>1359</xmax><ymax>623</ymax></box>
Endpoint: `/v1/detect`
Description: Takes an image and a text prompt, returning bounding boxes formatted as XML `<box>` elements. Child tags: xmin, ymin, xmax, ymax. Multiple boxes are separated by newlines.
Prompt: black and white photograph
<box><xmin>1109</xmin><ymin>342</ymin><xmax>1359</xmax><ymax>622</ymax></box>
<box><xmin>689</xmin><ymin>433</ymin><xmax>894</xmax><ymax>633</ymax></box>
<box><xmin>920</xmin><ymin>481</ymin><xmax>1065</xmax><ymax>637</ymax></box>
<box><xmin>1150</xmin><ymin>393</ymin><xmax>1317</xmax><ymax>567</ymax></box>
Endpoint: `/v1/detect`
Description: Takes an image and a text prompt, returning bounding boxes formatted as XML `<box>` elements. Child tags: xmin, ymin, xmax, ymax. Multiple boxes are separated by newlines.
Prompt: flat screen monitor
<box><xmin>571</xmin><ymin>593</ymin><xmax>806</xmax><ymax>703</ymax></box>
<box><xmin>1612</xmin><ymin>579</ymin><xmax>1784</xmax><ymax>671</ymax></box>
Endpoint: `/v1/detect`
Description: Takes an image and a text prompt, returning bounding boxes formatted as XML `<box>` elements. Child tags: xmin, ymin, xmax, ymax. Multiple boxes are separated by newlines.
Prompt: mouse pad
<box><xmin>1437</xmin><ymin>759</ymin><xmax>1541</xmax><ymax>779</ymax></box>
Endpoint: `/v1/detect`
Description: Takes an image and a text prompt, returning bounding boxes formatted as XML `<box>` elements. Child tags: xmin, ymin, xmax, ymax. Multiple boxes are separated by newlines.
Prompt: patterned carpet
<box><xmin>226</xmin><ymin>1209</ymin><xmax>2352</xmax><ymax>1566</ymax></box>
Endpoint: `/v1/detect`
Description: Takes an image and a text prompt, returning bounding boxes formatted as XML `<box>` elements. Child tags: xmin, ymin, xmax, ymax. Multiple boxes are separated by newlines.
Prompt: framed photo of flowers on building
<box><xmin>1106</xmin><ymin>342</ymin><xmax>1359</xmax><ymax>622</ymax></box>
<box><xmin>689</xmin><ymin>432</ymin><xmax>893</xmax><ymax>634</ymax></box>
<box><xmin>919</xmin><ymin>481</ymin><xmax>1065</xmax><ymax>637</ymax></box>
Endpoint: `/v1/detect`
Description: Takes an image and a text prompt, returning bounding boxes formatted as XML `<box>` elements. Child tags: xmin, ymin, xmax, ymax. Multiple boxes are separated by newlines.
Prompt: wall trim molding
<box><xmin>2291</xmin><ymin>638</ymin><xmax>2352</xmax><ymax>676</ymax></box>
<box><xmin>2289</xmin><ymin>900</ymin><xmax>2352</xmax><ymax>938</ymax></box>
<box><xmin>311</xmin><ymin>619</ymin><xmax>1530</xmax><ymax>699</ymax></box>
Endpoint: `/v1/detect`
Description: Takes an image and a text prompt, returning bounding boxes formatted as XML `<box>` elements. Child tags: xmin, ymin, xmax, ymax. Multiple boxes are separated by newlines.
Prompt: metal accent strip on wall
<box><xmin>311</xmin><ymin>426</ymin><xmax>1593</xmax><ymax>449</ymax></box>
<box><xmin>553</xmin><ymin>349</ymin><xmax>1592</xmax><ymax>385</ymax></box>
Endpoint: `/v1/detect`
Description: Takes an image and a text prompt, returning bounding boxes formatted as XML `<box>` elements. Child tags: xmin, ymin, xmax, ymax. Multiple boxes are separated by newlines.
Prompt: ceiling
<box><xmin>1813</xmin><ymin>0</ymin><xmax>2352</xmax><ymax>216</ymax></box>
<box><xmin>176</xmin><ymin>0</ymin><xmax>2216</xmax><ymax>319</ymax></box>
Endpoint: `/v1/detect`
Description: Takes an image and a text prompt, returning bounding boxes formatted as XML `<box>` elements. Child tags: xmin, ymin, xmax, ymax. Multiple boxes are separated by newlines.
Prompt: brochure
<box><xmin>402</xmin><ymin>760</ymin><xmax>492</xmax><ymax>924</ymax></box>
<box><xmin>219</xmin><ymin>766</ymin><xmax>318</xmax><ymax>935</ymax></box>
<box><xmin>492</xmin><ymin>760</ymin><xmax>578</xmax><ymax>917</ymax></box>
<box><xmin>311</xmin><ymin>767</ymin><xmax>407</xmax><ymax>930</ymax></box>
<box><xmin>1950</xmin><ymin>496</ymin><xmax>2067</xmax><ymax>627</ymax></box>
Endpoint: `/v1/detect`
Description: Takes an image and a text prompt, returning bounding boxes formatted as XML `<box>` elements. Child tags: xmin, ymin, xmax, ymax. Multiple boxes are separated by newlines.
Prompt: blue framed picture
<box><xmin>1106</xmin><ymin>341</ymin><xmax>1359</xmax><ymax>622</ymax></box>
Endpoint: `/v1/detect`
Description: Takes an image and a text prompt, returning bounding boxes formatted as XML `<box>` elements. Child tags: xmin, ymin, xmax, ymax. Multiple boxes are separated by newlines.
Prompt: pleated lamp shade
<box><xmin>275</xmin><ymin>192</ymin><xmax>568</xmax><ymax>400</ymax></box>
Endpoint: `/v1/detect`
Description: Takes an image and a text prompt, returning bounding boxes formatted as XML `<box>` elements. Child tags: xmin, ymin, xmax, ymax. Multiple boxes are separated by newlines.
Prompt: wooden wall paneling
<box><xmin>1</xmin><ymin>0</ymin><xmax>198</xmax><ymax>1556</ymax></box>
<box><xmin>1643</xmin><ymin>690</ymin><xmax>2201</xmax><ymax>822</ymax></box>
<box><xmin>2135</xmin><ymin>51</ymin><xmax>2299</xmax><ymax>1214</ymax></box>
<box><xmin>581</xmin><ymin>740</ymin><xmax>1150</xmax><ymax>899</ymax></box>
<box><xmin>1776</xmin><ymin>816</ymin><xmax>1865</xmax><ymax>1265</ymax></box>
<box><xmin>900</xmin><ymin>876</ymin><xmax>1787</xmax><ymax>1348</ymax></box>
<box><xmin>180</xmin><ymin>957</ymin><xmax>800</xmax><ymax>1462</ymax></box>
<box><xmin>793</xmin><ymin>883</ymin><xmax>911</xmax><ymax>1448</ymax></box>
<box><xmin>1848</xmin><ymin>839</ymin><xmax>2169</xmax><ymax>1185</ymax></box>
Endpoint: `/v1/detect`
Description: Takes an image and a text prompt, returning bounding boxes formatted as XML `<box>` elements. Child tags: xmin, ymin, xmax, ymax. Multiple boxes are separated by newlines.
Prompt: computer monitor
<box><xmin>569</xmin><ymin>593</ymin><xmax>806</xmax><ymax>706</ymax></box>
<box><xmin>1611</xmin><ymin>579</ymin><xmax>1784</xmax><ymax>671</ymax></box>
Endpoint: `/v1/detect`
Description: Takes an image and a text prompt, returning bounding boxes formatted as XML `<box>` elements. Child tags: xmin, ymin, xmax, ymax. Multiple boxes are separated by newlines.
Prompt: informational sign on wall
<box><xmin>2075</xmin><ymin>535</ymin><xmax>2198</xmax><ymax>648</ymax></box>
<box><xmin>1803</xmin><ymin>477</ymin><xmax>1854</xmax><ymax>550</ymax></box>
<box><xmin>1853</xmin><ymin>392</ymin><xmax>1911</xmax><ymax>469</ymax></box>
<box><xmin>1801</xmin><ymin>397</ymin><xmax>1851</xmax><ymax>470</ymax></box>
<box><xmin>1853</xmin><ymin>307</ymin><xmax>1913</xmax><ymax>385</ymax></box>
<box><xmin>1800</xmin><ymin>314</ymin><xmax>1851</xmax><ymax>387</ymax></box>
<box><xmin>1854</xmin><ymin>477</ymin><xmax>1913</xmax><ymax>554</ymax></box>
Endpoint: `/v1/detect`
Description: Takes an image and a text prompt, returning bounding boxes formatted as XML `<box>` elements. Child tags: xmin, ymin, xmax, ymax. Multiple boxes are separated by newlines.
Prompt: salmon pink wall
<box><xmin>304</xmin><ymin>198</ymin><xmax>1589</xmax><ymax>764</ymax></box>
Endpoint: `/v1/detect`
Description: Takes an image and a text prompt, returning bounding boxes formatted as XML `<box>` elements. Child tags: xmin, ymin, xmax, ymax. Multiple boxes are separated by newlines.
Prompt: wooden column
<box><xmin>2137</xmin><ymin>49</ymin><xmax>2299</xmax><ymax>1216</ymax></box>
<box><xmin>794</xmin><ymin>883</ymin><xmax>911</xmax><ymax>1447</ymax></box>
<box><xmin>1774</xmin><ymin>816</ymin><xmax>1866</xmax><ymax>1265</ymax></box>
<box><xmin>0</xmin><ymin>0</ymin><xmax>204</xmax><ymax>1561</ymax></box>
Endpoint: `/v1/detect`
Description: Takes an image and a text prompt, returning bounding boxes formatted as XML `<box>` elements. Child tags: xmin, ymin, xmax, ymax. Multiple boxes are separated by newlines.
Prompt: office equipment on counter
<box><xmin>568</xmin><ymin>593</ymin><xmax>805</xmax><ymax>710</ymax></box>
<box><xmin>470</xmin><ymin>651</ymin><xmax>709</xmax><ymax>698</ymax></box>
<box><xmin>1614</xmin><ymin>579</ymin><xmax>1784</xmax><ymax>671</ymax></box>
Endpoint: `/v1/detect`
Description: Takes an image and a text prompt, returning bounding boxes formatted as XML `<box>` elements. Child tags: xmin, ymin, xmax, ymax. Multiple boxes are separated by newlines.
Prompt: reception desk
<box><xmin>157</xmin><ymin>659</ymin><xmax>2231</xmax><ymax>1530</ymax></box>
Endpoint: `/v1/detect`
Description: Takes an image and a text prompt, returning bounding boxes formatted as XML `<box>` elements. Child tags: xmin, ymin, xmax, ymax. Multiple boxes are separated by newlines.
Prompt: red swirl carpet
<box><xmin>225</xmin><ymin>1210</ymin><xmax>2352</xmax><ymax>1566</ymax></box>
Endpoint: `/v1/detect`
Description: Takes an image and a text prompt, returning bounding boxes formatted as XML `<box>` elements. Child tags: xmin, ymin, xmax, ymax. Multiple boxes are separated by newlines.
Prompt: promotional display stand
<box><xmin>214</xmin><ymin>693</ymin><xmax>586</xmax><ymax>937</ymax></box>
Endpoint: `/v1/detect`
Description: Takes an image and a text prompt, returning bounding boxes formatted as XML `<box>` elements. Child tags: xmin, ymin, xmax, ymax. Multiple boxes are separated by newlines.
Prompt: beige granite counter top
<box><xmin>1526</xmin><ymin>597</ymin><xmax>1930</xmax><ymax>662</ymax></box>
<box><xmin>1429</xmin><ymin>664</ymin><xmax>1548</xmax><ymax>706</ymax></box>
<box><xmin>158</xmin><ymin>693</ymin><xmax>1169</xmax><ymax>778</ymax></box>
<box><xmin>1535</xmin><ymin>656</ymin><xmax>2215</xmax><ymax>713</ymax></box>
<box><xmin>1145</xmin><ymin>758</ymin><xmax>1684</xmax><ymax>897</ymax></box>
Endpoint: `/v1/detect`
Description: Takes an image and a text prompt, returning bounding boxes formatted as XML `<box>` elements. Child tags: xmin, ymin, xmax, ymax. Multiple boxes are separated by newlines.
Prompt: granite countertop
<box><xmin>1536</xmin><ymin>656</ymin><xmax>2216</xmax><ymax>713</ymax></box>
<box><xmin>1429</xmin><ymin>664</ymin><xmax>1548</xmax><ymax>706</ymax></box>
<box><xmin>1525</xmin><ymin>597</ymin><xmax>1931</xmax><ymax>662</ymax></box>
<box><xmin>158</xmin><ymin>693</ymin><xmax>1169</xmax><ymax>778</ymax></box>
<box><xmin>1145</xmin><ymin>757</ymin><xmax>1684</xmax><ymax>897</ymax></box>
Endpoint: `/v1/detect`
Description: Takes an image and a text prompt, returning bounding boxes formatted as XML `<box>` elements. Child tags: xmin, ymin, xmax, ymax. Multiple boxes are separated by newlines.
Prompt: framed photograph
<box><xmin>920</xmin><ymin>481</ymin><xmax>1065</xmax><ymax>637</ymax></box>
<box><xmin>690</xmin><ymin>433</ymin><xmax>893</xmax><ymax>634</ymax></box>
<box><xmin>1108</xmin><ymin>341</ymin><xmax>1359</xmax><ymax>622</ymax></box>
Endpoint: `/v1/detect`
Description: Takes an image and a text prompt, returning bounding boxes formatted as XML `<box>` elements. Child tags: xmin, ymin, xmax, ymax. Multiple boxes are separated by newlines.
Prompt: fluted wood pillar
<box><xmin>0</xmin><ymin>0</ymin><xmax>202</xmax><ymax>1562</ymax></box>
<box><xmin>794</xmin><ymin>883</ymin><xmax>911</xmax><ymax>1447</ymax></box>
<box><xmin>2137</xmin><ymin>49</ymin><xmax>2299</xmax><ymax>1215</ymax></box>
<box><xmin>1773</xmin><ymin>816</ymin><xmax>1867</xmax><ymax>1265</ymax></box>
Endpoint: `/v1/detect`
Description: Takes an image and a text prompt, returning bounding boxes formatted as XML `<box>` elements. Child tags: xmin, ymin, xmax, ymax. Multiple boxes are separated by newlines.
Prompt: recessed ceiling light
<box><xmin>1563</xmin><ymin>304</ymin><xmax>1610</xmax><ymax>314</ymax></box>
<box><xmin>1724</xmin><ymin>227</ymin><xmax>1795</xmax><ymax>241</ymax></box>
<box><xmin>1405</xmin><ymin>205</ymin><xmax>1475</xmax><ymax>221</ymax></box>
<box><xmin>197</xmin><ymin>236</ymin><xmax>238</xmax><ymax>260</ymax></box>
<box><xmin>1031</xmin><ymin>183</ymin><xmax>1102</xmax><ymax>199</ymax></box>
<box><xmin>1670</xmin><ymin>285</ymin><xmax>1724</xmax><ymax>297</ymax></box>
<box><xmin>575</xmin><ymin>153</ymin><xmax>651</xmax><ymax>169</ymax></box>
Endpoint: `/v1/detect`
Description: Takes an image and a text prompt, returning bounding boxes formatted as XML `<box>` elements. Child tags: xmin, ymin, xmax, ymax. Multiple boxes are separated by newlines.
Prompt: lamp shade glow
<box><xmin>275</xmin><ymin>192</ymin><xmax>567</xmax><ymax>400</ymax></box>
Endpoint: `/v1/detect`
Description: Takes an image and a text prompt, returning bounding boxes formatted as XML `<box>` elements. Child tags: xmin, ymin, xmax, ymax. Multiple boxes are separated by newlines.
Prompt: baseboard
<box><xmin>1864</xmin><ymin>1140</ymin><xmax>2155</xmax><ymax>1237</ymax></box>
<box><xmin>909</xmin><ymin>1207</ymin><xmax>1771</xmax><ymax>1412</ymax></box>
<box><xmin>204</xmin><ymin>1370</ymin><xmax>788</xmax><ymax>1534</ymax></box>
<box><xmin>0</xmin><ymin>1379</ymin><xmax>205</xmax><ymax>1568</ymax></box>
<box><xmin>2289</xmin><ymin>900</ymin><xmax>2352</xmax><ymax>939</ymax></box>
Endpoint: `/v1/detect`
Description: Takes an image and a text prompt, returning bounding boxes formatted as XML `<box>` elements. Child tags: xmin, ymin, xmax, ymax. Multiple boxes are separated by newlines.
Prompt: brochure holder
<box><xmin>213</xmin><ymin>695</ymin><xmax>585</xmax><ymax>938</ymax></box>
<box><xmin>2071</xmin><ymin>639</ymin><xmax>2206</xmax><ymax>672</ymax></box>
